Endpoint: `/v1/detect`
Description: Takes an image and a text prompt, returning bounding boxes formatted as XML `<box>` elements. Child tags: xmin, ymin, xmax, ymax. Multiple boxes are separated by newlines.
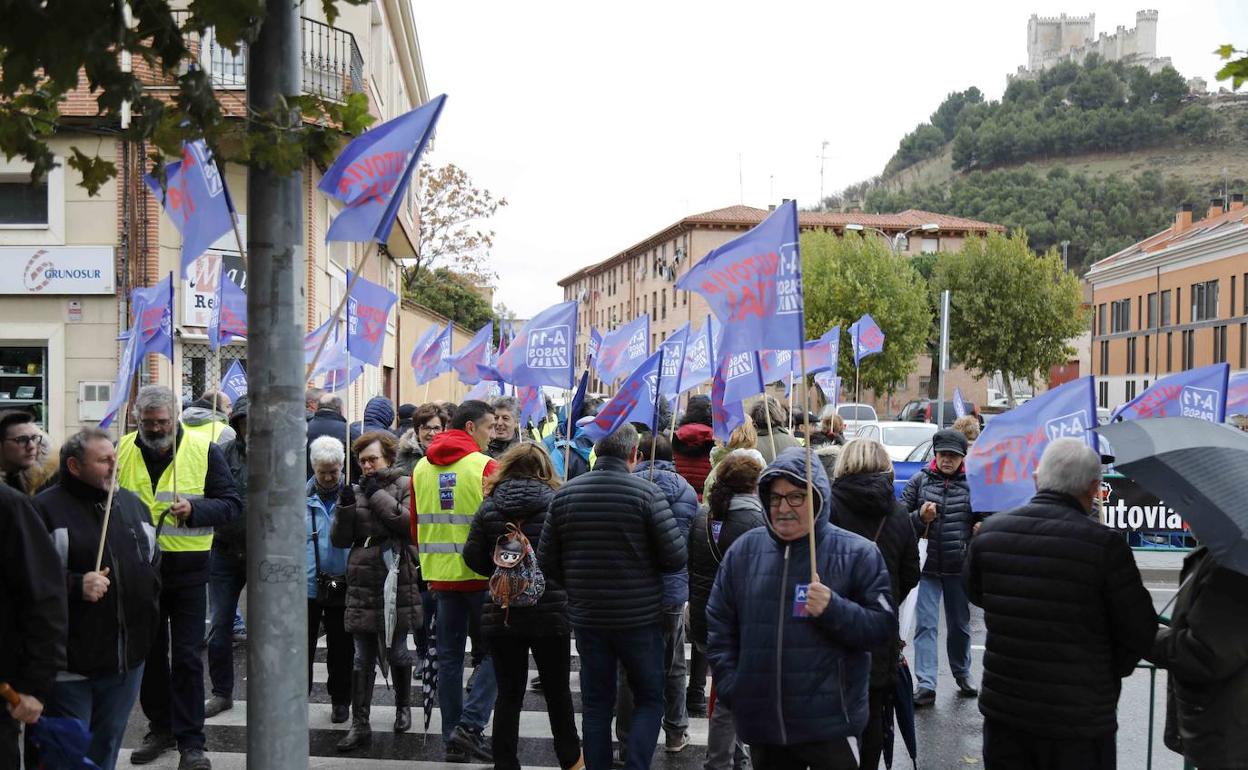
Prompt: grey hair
<box><xmin>309</xmin><ymin>435</ymin><xmax>345</xmax><ymax>469</ymax></box>
<box><xmin>490</xmin><ymin>395</ymin><xmax>519</xmax><ymax>414</ymax></box>
<box><xmin>750</xmin><ymin>396</ymin><xmax>787</xmax><ymax>432</ymax></box>
<box><xmin>318</xmin><ymin>393</ymin><xmax>344</xmax><ymax>414</ymax></box>
<box><xmin>60</xmin><ymin>427</ymin><xmax>112</xmax><ymax>467</ymax></box>
<box><xmin>594</xmin><ymin>422</ymin><xmax>639</xmax><ymax>461</ymax></box>
<box><xmin>305</xmin><ymin>386</ymin><xmax>325</xmax><ymax>405</ymax></box>
<box><xmin>133</xmin><ymin>385</ymin><xmax>177</xmax><ymax>419</ymax></box>
<box><xmin>1035</xmin><ymin>438</ymin><xmax>1102</xmax><ymax>498</ymax></box>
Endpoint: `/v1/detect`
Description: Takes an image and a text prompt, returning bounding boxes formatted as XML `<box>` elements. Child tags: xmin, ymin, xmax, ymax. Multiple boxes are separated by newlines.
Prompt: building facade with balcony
<box><xmin>0</xmin><ymin>0</ymin><xmax>431</xmax><ymax>441</ymax></box>
<box><xmin>1086</xmin><ymin>196</ymin><xmax>1248</xmax><ymax>412</ymax></box>
<box><xmin>557</xmin><ymin>204</ymin><xmax>1004</xmax><ymax>412</ymax></box>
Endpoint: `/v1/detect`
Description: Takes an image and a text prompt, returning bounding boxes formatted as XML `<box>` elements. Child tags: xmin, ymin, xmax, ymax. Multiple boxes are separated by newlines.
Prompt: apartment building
<box><xmin>1086</xmin><ymin>197</ymin><xmax>1248</xmax><ymax>411</ymax></box>
<box><xmin>0</xmin><ymin>1</ymin><xmax>430</xmax><ymax>440</ymax></box>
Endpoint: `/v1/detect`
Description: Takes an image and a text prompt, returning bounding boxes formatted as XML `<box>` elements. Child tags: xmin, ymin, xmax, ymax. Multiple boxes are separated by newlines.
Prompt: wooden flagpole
<box><xmin>761</xmin><ymin>392</ymin><xmax>778</xmax><ymax>458</ymax></box>
<box><xmin>799</xmin><ymin>346</ymin><xmax>817</xmax><ymax>583</ymax></box>
<box><xmin>305</xmin><ymin>241</ymin><xmax>379</xmax><ymax>381</ymax></box>
<box><xmin>94</xmin><ymin>391</ymin><xmax>129</xmax><ymax>571</ymax></box>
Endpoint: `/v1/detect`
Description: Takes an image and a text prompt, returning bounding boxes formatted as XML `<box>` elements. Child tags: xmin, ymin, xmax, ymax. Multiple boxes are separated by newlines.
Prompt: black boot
<box><xmin>337</xmin><ymin>670</ymin><xmax>374</xmax><ymax>752</ymax></box>
<box><xmin>393</xmin><ymin>665</ymin><xmax>412</xmax><ymax>733</ymax></box>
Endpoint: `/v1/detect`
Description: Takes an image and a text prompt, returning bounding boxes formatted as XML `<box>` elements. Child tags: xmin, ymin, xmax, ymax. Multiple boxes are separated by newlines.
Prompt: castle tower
<box><xmin>1135</xmin><ymin>9</ymin><xmax>1159</xmax><ymax>58</ymax></box>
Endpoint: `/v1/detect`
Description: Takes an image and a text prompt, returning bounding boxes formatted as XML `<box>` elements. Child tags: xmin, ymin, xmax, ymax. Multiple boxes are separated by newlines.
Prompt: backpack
<box><xmin>488</xmin><ymin>522</ymin><xmax>546</xmax><ymax>626</ymax></box>
<box><xmin>548</xmin><ymin>438</ymin><xmax>592</xmax><ymax>481</ymax></box>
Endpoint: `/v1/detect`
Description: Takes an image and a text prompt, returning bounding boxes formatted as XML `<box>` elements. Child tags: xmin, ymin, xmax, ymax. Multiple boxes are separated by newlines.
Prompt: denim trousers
<box><xmin>434</xmin><ymin>590</ymin><xmax>497</xmax><ymax>738</ymax></box>
<box><xmin>914</xmin><ymin>574</ymin><xmax>972</xmax><ymax>691</ymax></box>
<box><xmin>45</xmin><ymin>666</ymin><xmax>144</xmax><ymax>770</ymax></box>
<box><xmin>576</xmin><ymin>623</ymin><xmax>665</xmax><ymax>770</ymax></box>
<box><xmin>615</xmin><ymin>606</ymin><xmax>689</xmax><ymax>742</ymax></box>
<box><xmin>206</xmin><ymin>548</ymin><xmax>247</xmax><ymax>698</ymax></box>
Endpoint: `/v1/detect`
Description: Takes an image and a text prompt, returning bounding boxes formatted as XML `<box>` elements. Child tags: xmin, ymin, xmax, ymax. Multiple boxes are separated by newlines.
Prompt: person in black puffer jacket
<box><xmin>205</xmin><ymin>396</ymin><xmax>249</xmax><ymax>718</ymax></box>
<box><xmin>828</xmin><ymin>438</ymin><xmax>920</xmax><ymax>770</ymax></box>
<box><xmin>463</xmin><ymin>443</ymin><xmax>582</xmax><ymax>770</ymax></box>
<box><xmin>966</xmin><ymin>438</ymin><xmax>1156</xmax><ymax>768</ymax></box>
<box><xmin>538</xmin><ymin>423</ymin><xmax>686</xmax><ymax>770</ymax></box>
<box><xmin>688</xmin><ymin>449</ymin><xmax>764</xmax><ymax>770</ymax></box>
<box><xmin>706</xmin><ymin>447</ymin><xmax>894</xmax><ymax>769</ymax></box>
<box><xmin>901</xmin><ymin>428</ymin><xmax>979</xmax><ymax>706</ymax></box>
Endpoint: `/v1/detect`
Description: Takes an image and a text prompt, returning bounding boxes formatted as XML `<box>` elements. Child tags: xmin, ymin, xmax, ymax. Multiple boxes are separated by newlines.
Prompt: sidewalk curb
<box><xmin>1141</xmin><ymin>567</ymin><xmax>1180</xmax><ymax>584</ymax></box>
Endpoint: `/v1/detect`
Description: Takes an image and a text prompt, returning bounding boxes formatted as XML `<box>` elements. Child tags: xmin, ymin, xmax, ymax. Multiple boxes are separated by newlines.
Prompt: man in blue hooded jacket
<box><xmin>706</xmin><ymin>447</ymin><xmax>895</xmax><ymax>770</ymax></box>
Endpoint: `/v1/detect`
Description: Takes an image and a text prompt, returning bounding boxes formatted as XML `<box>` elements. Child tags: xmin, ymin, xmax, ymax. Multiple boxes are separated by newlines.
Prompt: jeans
<box><xmin>914</xmin><ymin>574</ymin><xmax>972</xmax><ymax>691</ymax></box>
<box><xmin>616</xmin><ymin>607</ymin><xmax>689</xmax><ymax>743</ymax></box>
<box><xmin>45</xmin><ymin>666</ymin><xmax>144</xmax><ymax>770</ymax></box>
<box><xmin>307</xmin><ymin>599</ymin><xmax>352</xmax><ymax>705</ymax></box>
<box><xmin>750</xmin><ymin>739</ymin><xmax>858</xmax><ymax>770</ymax></box>
<box><xmin>491</xmin><ymin>634</ymin><xmax>581</xmax><ymax>770</ymax></box>
<box><xmin>435</xmin><ymin>590</ymin><xmax>497</xmax><ymax>738</ymax></box>
<box><xmin>141</xmin><ymin>579</ymin><xmax>208</xmax><ymax>751</ymax></box>
<box><xmin>207</xmin><ymin>548</ymin><xmax>247</xmax><ymax>699</ymax></box>
<box><xmin>576</xmin><ymin>623</ymin><xmax>665</xmax><ymax>770</ymax></box>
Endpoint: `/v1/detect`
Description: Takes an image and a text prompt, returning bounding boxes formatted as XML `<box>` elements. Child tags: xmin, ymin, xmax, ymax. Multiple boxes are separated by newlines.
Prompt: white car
<box><xmin>835</xmin><ymin>403</ymin><xmax>878</xmax><ymax>437</ymax></box>
<box><xmin>853</xmin><ymin>420</ymin><xmax>939</xmax><ymax>461</ymax></box>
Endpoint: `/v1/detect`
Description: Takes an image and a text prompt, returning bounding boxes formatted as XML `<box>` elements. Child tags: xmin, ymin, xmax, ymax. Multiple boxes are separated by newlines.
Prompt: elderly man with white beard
<box><xmin>115</xmin><ymin>385</ymin><xmax>241</xmax><ymax>770</ymax></box>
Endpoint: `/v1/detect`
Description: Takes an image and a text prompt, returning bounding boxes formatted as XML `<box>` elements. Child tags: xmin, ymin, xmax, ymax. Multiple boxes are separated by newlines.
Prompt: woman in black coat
<box><xmin>463</xmin><ymin>443</ymin><xmax>581</xmax><ymax>770</ymax></box>
<box><xmin>829</xmin><ymin>437</ymin><xmax>920</xmax><ymax>770</ymax></box>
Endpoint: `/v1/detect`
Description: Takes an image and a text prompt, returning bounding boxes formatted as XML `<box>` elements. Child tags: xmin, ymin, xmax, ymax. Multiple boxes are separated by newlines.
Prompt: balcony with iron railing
<box><xmin>172</xmin><ymin>12</ymin><xmax>364</xmax><ymax>102</ymax></box>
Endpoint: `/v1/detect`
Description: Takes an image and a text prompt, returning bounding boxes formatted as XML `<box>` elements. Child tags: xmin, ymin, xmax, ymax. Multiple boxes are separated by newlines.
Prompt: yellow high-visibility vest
<box><xmin>117</xmin><ymin>431</ymin><xmax>213</xmax><ymax>553</ymax></box>
<box><xmin>182</xmin><ymin>419</ymin><xmax>228</xmax><ymax>444</ymax></box>
<box><xmin>412</xmin><ymin>452</ymin><xmax>492</xmax><ymax>582</ymax></box>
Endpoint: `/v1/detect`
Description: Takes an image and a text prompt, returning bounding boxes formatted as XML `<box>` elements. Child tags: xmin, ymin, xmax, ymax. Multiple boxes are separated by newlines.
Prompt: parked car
<box><xmin>835</xmin><ymin>403</ymin><xmax>878</xmax><ymax>437</ymax></box>
<box><xmin>890</xmin><ymin>439</ymin><xmax>933</xmax><ymax>498</ymax></box>
<box><xmin>895</xmin><ymin>398</ymin><xmax>981</xmax><ymax>427</ymax></box>
<box><xmin>853</xmin><ymin>421</ymin><xmax>938</xmax><ymax>462</ymax></box>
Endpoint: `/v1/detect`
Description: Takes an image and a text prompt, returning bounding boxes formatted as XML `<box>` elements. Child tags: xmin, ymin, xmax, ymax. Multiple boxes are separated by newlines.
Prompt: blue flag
<box><xmin>594</xmin><ymin>315</ymin><xmax>650</xmax><ymax>384</ymax></box>
<box><xmin>1110</xmin><ymin>363</ymin><xmax>1230</xmax><ymax>423</ymax></box>
<box><xmin>495</xmin><ymin>300</ymin><xmax>577</xmax><ymax>389</ymax></box>
<box><xmin>144</xmin><ymin>140</ymin><xmax>235</xmax><ymax>278</ymax></box>
<box><xmin>676</xmin><ymin>200</ymin><xmax>804</xmax><ymax>355</ymax></box>
<box><xmin>849</xmin><ymin>314</ymin><xmax>885</xmax><ymax>366</ymax></box>
<box><xmin>966</xmin><ymin>376</ymin><xmax>1099</xmax><ymax>512</ymax></box>
<box><xmin>952</xmin><ymin>387</ymin><xmax>968</xmax><ymax>419</ymax></box>
<box><xmin>814</xmin><ymin>371</ymin><xmax>840</xmax><ymax>406</ymax></box>
<box><xmin>322</xmin><ymin>360</ymin><xmax>364</xmax><ymax>392</ymax></box>
<box><xmin>346</xmin><ymin>270</ymin><xmax>398</xmax><ymax>366</ymax></box>
<box><xmin>99</xmin><ymin>329</ymin><xmax>143</xmax><ymax>430</ymax></box>
<box><xmin>581</xmin><ymin>350</ymin><xmax>663</xmax><ymax>444</ymax></box>
<box><xmin>679</xmin><ymin>316</ymin><xmax>718</xmax><ymax>394</ymax></box>
<box><xmin>408</xmin><ymin>323</ymin><xmax>442</xmax><ymax>380</ymax></box>
<box><xmin>566</xmin><ymin>370</ymin><xmax>589</xmax><ymax>434</ymax></box>
<box><xmin>517</xmin><ymin>386</ymin><xmax>546</xmax><ymax>430</ymax></box>
<box><xmin>208</xmin><ymin>272</ymin><xmax>247</xmax><ymax>350</ymax></box>
<box><xmin>465</xmin><ymin>379</ymin><xmax>502</xmax><ymax>401</ymax></box>
<box><xmin>760</xmin><ymin>349</ymin><xmax>794</xmax><ymax>387</ymax></box>
<box><xmin>658</xmin><ymin>324</ymin><xmax>690</xmax><ymax>397</ymax></box>
<box><xmin>219</xmin><ymin>360</ymin><xmax>248</xmax><ymax>403</ymax></box>
<box><xmin>1230</xmin><ymin>371</ymin><xmax>1248</xmax><ymax>417</ymax></box>
<box><xmin>304</xmin><ymin>319</ymin><xmax>340</xmax><ymax>379</ymax></box>
<box><xmin>710</xmin><ymin>362</ymin><xmax>747</xmax><ymax>442</ymax></box>
<box><xmin>132</xmin><ymin>275</ymin><xmax>174</xmax><ymax>362</ymax></box>
<box><xmin>721</xmin><ymin>350</ymin><xmax>766</xmax><ymax>404</ymax></box>
<box><xmin>320</xmin><ymin>94</ymin><xmax>447</xmax><ymax>243</ymax></box>
<box><xmin>450</xmin><ymin>322</ymin><xmax>493</xmax><ymax>386</ymax></box>
<box><xmin>412</xmin><ymin>323</ymin><xmax>453</xmax><ymax>385</ymax></box>
<box><xmin>803</xmin><ymin>327</ymin><xmax>840</xmax><ymax>376</ymax></box>
<box><xmin>587</xmin><ymin>328</ymin><xmax>603</xmax><ymax>363</ymax></box>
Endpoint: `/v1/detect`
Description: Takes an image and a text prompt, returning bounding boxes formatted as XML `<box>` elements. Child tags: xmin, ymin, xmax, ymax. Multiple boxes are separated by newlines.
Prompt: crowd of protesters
<box><xmin>2</xmin><ymin>388</ymin><xmax>1247</xmax><ymax>770</ymax></box>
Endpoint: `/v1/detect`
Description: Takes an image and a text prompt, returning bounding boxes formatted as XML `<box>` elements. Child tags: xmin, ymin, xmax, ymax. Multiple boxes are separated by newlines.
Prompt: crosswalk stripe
<box><xmin>117</xmin><ymin>749</ymin><xmax>557</xmax><ymax>770</ymax></box>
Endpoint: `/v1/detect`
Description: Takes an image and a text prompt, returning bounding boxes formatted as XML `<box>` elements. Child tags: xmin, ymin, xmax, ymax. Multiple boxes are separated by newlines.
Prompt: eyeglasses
<box><xmin>3</xmin><ymin>435</ymin><xmax>42</xmax><ymax>447</ymax></box>
<box><xmin>766</xmin><ymin>491</ymin><xmax>808</xmax><ymax>509</ymax></box>
<box><xmin>139</xmin><ymin>419</ymin><xmax>173</xmax><ymax>429</ymax></box>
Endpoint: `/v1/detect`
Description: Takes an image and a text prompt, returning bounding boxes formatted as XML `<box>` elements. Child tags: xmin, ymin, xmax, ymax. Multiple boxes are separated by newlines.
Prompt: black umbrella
<box><xmin>881</xmin><ymin>655</ymin><xmax>918</xmax><ymax>768</ymax></box>
<box><xmin>420</xmin><ymin>605</ymin><xmax>438</xmax><ymax>739</ymax></box>
<box><xmin>1096</xmin><ymin>417</ymin><xmax>1248</xmax><ymax>576</ymax></box>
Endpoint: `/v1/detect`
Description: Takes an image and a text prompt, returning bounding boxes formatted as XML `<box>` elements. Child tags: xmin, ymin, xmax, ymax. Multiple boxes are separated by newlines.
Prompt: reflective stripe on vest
<box><xmin>412</xmin><ymin>452</ymin><xmax>492</xmax><ymax>582</ymax></box>
<box><xmin>117</xmin><ymin>431</ymin><xmax>213</xmax><ymax>553</ymax></box>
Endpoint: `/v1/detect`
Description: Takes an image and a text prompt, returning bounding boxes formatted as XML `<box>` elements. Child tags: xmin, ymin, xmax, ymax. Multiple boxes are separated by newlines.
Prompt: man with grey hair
<box><xmin>306</xmin><ymin>392</ymin><xmax>347</xmax><ymax>479</ymax></box>
<box><xmin>965</xmin><ymin>437</ymin><xmax>1156</xmax><ymax>769</ymax></box>
<box><xmin>116</xmin><ymin>385</ymin><xmax>241</xmax><ymax>770</ymax></box>
<box><xmin>539</xmin><ymin>424</ymin><xmax>687</xmax><ymax>770</ymax></box>
<box><xmin>487</xmin><ymin>395</ymin><xmax>520</xmax><ymax>458</ymax></box>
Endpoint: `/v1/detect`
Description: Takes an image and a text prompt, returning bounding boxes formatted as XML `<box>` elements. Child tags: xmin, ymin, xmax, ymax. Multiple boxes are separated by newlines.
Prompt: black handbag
<box><xmin>311</xmin><ymin>509</ymin><xmax>347</xmax><ymax>607</ymax></box>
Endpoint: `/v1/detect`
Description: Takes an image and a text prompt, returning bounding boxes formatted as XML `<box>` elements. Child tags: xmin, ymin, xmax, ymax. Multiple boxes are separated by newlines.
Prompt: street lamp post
<box><xmin>845</xmin><ymin>222</ymin><xmax>941</xmax><ymax>255</ymax></box>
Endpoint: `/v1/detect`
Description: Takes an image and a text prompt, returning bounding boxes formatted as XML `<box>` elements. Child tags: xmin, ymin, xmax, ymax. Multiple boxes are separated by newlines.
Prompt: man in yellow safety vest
<box><xmin>180</xmin><ymin>389</ymin><xmax>234</xmax><ymax>445</ymax></box>
<box><xmin>117</xmin><ymin>385</ymin><xmax>241</xmax><ymax>770</ymax></box>
<box><xmin>410</xmin><ymin>399</ymin><xmax>499</xmax><ymax>763</ymax></box>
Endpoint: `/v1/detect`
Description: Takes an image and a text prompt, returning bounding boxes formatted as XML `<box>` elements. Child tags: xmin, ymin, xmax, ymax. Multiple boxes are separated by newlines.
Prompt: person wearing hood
<box><xmin>205</xmin><ymin>396</ymin><xmax>250</xmax><ymax>718</ymax></box>
<box><xmin>396</xmin><ymin>403</ymin><xmax>417</xmax><ymax>435</ymax></box>
<box><xmin>751</xmin><ymin>397</ymin><xmax>801</xmax><ymax>466</ymax></box>
<box><xmin>903</xmin><ymin>428</ymin><xmax>979</xmax><ymax>707</ymax></box>
<box><xmin>306</xmin><ymin>436</ymin><xmax>353</xmax><ymax>726</ymax></box>
<box><xmin>330</xmin><ymin>430</ymin><xmax>420</xmax><ymax>751</ymax></box>
<box><xmin>410</xmin><ymin>400</ymin><xmax>500</xmax><ymax>763</ymax></box>
<box><xmin>829</xmin><ymin>439</ymin><xmax>920</xmax><ymax>770</ymax></box>
<box><xmin>349</xmin><ymin>396</ymin><xmax>397</xmax><ymax>481</ymax></box>
<box><xmin>673</xmin><ymin>397</ymin><xmax>715</xmax><ymax>502</ymax></box>
<box><xmin>32</xmin><ymin>428</ymin><xmax>159</xmax><ymax>770</ymax></box>
<box><xmin>307</xmin><ymin>393</ymin><xmax>348</xmax><ymax>479</ymax></box>
<box><xmin>180</xmin><ymin>390</ymin><xmax>235</xmax><ymax>445</ymax></box>
<box><xmin>689</xmin><ymin>450</ymin><xmax>766</xmax><ymax>770</ymax></box>
<box><xmin>616</xmin><ymin>433</ymin><xmax>699</xmax><ymax>755</ymax></box>
<box><xmin>487</xmin><ymin>395</ymin><xmax>521</xmax><ymax>459</ymax></box>
<box><xmin>706</xmin><ymin>447</ymin><xmax>894</xmax><ymax>770</ymax></box>
<box><xmin>463</xmin><ymin>443</ymin><xmax>582</xmax><ymax>770</ymax></box>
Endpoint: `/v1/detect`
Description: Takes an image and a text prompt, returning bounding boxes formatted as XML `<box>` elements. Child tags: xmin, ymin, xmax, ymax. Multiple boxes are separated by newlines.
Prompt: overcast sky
<box><xmin>410</xmin><ymin>1</ymin><xmax>1248</xmax><ymax>317</ymax></box>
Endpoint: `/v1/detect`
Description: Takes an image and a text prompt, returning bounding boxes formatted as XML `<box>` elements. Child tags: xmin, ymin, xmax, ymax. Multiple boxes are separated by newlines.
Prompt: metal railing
<box><xmin>171</xmin><ymin>12</ymin><xmax>364</xmax><ymax>102</ymax></box>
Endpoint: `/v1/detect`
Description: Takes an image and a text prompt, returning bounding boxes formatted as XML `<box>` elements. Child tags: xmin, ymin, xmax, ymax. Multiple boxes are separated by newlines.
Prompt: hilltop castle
<box><xmin>1017</xmin><ymin>10</ymin><xmax>1173</xmax><ymax>78</ymax></box>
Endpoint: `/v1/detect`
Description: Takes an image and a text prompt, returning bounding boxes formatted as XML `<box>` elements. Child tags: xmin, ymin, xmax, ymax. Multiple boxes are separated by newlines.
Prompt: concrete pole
<box><xmin>245</xmin><ymin>1</ymin><xmax>307</xmax><ymax>766</ymax></box>
<box><xmin>936</xmin><ymin>290</ymin><xmax>950</xmax><ymax>428</ymax></box>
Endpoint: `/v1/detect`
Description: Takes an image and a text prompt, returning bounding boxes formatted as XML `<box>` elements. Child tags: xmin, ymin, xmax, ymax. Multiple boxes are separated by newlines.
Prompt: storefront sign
<box><xmin>183</xmin><ymin>215</ymin><xmax>247</xmax><ymax>329</ymax></box>
<box><xmin>0</xmin><ymin>247</ymin><xmax>114</xmax><ymax>294</ymax></box>
<box><xmin>1099</xmin><ymin>473</ymin><xmax>1188</xmax><ymax>534</ymax></box>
